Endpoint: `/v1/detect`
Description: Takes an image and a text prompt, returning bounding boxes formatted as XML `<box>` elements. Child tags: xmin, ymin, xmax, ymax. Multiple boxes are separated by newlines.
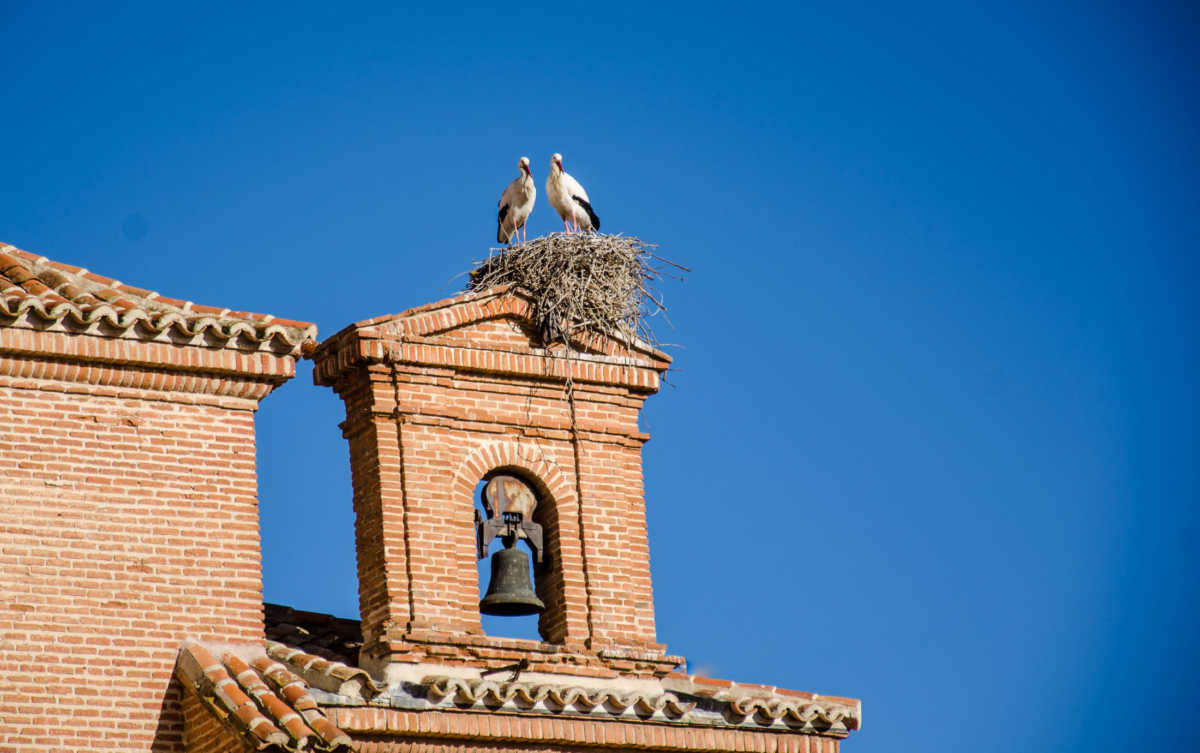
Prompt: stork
<box><xmin>546</xmin><ymin>153</ymin><xmax>600</xmax><ymax>234</ymax></box>
<box><xmin>497</xmin><ymin>156</ymin><xmax>536</xmax><ymax>245</ymax></box>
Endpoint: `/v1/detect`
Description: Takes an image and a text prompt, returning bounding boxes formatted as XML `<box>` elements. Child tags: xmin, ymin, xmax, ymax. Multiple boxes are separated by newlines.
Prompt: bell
<box><xmin>480</xmin><ymin>543</ymin><xmax>545</xmax><ymax>616</ymax></box>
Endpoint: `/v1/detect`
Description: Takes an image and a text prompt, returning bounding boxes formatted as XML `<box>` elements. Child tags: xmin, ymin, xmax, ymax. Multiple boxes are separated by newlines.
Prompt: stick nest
<box><xmin>468</xmin><ymin>233</ymin><xmax>685</xmax><ymax>352</ymax></box>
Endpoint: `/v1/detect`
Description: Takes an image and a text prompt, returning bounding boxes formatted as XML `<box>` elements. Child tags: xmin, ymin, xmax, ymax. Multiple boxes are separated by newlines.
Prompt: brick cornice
<box><xmin>311</xmin><ymin>287</ymin><xmax>669</xmax><ymax>393</ymax></box>
<box><xmin>0</xmin><ymin>357</ymin><xmax>277</xmax><ymax>403</ymax></box>
<box><xmin>0</xmin><ymin>325</ymin><xmax>297</xmax><ymax>400</ymax></box>
<box><xmin>325</xmin><ymin>707</ymin><xmax>845</xmax><ymax>752</ymax></box>
<box><xmin>341</xmin><ymin>394</ymin><xmax>649</xmax><ymax>448</ymax></box>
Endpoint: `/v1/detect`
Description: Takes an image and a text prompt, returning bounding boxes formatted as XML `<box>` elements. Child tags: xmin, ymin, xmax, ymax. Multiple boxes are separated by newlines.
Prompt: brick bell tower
<box><xmin>311</xmin><ymin>284</ymin><xmax>682</xmax><ymax>681</ymax></box>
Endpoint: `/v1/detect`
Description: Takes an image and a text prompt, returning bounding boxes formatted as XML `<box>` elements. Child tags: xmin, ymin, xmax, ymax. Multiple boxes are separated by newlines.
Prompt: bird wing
<box><xmin>573</xmin><ymin>196</ymin><xmax>600</xmax><ymax>231</ymax></box>
<box><xmin>498</xmin><ymin>175</ymin><xmax>522</xmax><ymax>209</ymax></box>
<box><xmin>498</xmin><ymin>177</ymin><xmax>526</xmax><ymax>226</ymax></box>
<box><xmin>498</xmin><ymin>176</ymin><xmax>523</xmax><ymax>242</ymax></box>
<box><xmin>561</xmin><ymin>172</ymin><xmax>598</xmax><ymax>230</ymax></box>
<box><xmin>561</xmin><ymin>172</ymin><xmax>590</xmax><ymax>204</ymax></box>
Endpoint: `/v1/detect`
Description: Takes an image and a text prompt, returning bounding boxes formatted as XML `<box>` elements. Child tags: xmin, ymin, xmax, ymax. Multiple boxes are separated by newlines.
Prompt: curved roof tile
<box><xmin>175</xmin><ymin>641</ymin><xmax>353</xmax><ymax>753</ymax></box>
<box><xmin>424</xmin><ymin>674</ymin><xmax>694</xmax><ymax>720</ymax></box>
<box><xmin>265</xmin><ymin>640</ymin><xmax>385</xmax><ymax>699</ymax></box>
<box><xmin>260</xmin><ymin>603</ymin><xmax>862</xmax><ymax>737</ymax></box>
<box><xmin>0</xmin><ymin>243</ymin><xmax>315</xmax><ymax>355</ymax></box>
<box><xmin>420</xmin><ymin>673</ymin><xmax>860</xmax><ymax>734</ymax></box>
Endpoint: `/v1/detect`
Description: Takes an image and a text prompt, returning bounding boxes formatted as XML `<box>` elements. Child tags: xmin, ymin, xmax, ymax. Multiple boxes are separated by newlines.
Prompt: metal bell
<box><xmin>480</xmin><ymin>543</ymin><xmax>545</xmax><ymax>616</ymax></box>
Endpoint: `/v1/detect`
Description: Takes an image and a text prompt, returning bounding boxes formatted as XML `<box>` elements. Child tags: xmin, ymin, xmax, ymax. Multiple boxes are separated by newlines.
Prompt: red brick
<box><xmin>0</xmin><ymin>243</ymin><xmax>310</xmax><ymax>752</ymax></box>
<box><xmin>313</xmin><ymin>288</ymin><xmax>678</xmax><ymax>677</ymax></box>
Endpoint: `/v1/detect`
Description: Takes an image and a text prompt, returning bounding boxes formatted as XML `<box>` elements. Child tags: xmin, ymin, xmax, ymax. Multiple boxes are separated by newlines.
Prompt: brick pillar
<box><xmin>0</xmin><ymin>243</ymin><xmax>315</xmax><ymax>752</ymax></box>
<box><xmin>313</xmin><ymin>287</ymin><xmax>682</xmax><ymax>679</ymax></box>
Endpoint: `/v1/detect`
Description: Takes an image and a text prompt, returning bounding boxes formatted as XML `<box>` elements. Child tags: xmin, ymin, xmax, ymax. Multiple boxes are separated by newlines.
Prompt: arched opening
<box><xmin>474</xmin><ymin>468</ymin><xmax>566</xmax><ymax>643</ymax></box>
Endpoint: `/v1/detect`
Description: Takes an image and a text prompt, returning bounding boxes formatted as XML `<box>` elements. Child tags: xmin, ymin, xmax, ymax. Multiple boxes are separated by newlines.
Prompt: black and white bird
<box><xmin>546</xmin><ymin>153</ymin><xmax>600</xmax><ymax>234</ymax></box>
<box><xmin>497</xmin><ymin>156</ymin><xmax>536</xmax><ymax>245</ymax></box>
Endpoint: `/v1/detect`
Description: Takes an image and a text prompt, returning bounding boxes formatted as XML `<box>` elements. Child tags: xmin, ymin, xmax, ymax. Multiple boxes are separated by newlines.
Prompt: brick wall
<box><xmin>314</xmin><ymin>288</ymin><xmax>679</xmax><ymax>678</ymax></box>
<box><xmin>0</xmin><ymin>331</ymin><xmax>302</xmax><ymax>750</ymax></box>
<box><xmin>180</xmin><ymin>689</ymin><xmax>244</xmax><ymax>753</ymax></box>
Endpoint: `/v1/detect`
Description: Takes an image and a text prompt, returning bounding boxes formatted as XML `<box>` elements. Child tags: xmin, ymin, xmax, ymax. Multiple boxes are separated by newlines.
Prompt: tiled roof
<box><xmin>264</xmin><ymin>603</ymin><xmax>362</xmax><ymax>666</ymax></box>
<box><xmin>0</xmin><ymin>243</ymin><xmax>316</xmax><ymax>356</ymax></box>
<box><xmin>421</xmin><ymin>674</ymin><xmax>860</xmax><ymax>735</ymax></box>
<box><xmin>175</xmin><ymin>641</ymin><xmax>362</xmax><ymax>752</ymax></box>
<box><xmin>664</xmin><ymin>673</ymin><xmax>862</xmax><ymax>733</ymax></box>
<box><xmin>423</xmin><ymin>674</ymin><xmax>695</xmax><ymax>718</ymax></box>
<box><xmin>256</xmin><ymin>604</ymin><xmax>862</xmax><ymax>737</ymax></box>
<box><xmin>264</xmin><ymin>641</ymin><xmax>385</xmax><ymax>699</ymax></box>
<box><xmin>177</xmin><ymin>631</ymin><xmax>858</xmax><ymax>753</ymax></box>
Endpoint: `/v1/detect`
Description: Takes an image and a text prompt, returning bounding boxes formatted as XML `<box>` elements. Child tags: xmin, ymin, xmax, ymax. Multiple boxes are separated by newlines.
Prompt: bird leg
<box><xmin>562</xmin><ymin>217</ymin><xmax>572</xmax><ymax>235</ymax></box>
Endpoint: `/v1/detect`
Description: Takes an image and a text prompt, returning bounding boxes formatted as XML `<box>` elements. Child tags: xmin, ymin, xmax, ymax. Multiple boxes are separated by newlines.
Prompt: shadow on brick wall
<box><xmin>151</xmin><ymin>676</ymin><xmax>184</xmax><ymax>752</ymax></box>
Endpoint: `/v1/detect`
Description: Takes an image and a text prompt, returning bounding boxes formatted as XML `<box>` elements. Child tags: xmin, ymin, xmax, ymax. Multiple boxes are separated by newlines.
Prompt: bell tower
<box><xmin>311</xmin><ymin>284</ymin><xmax>682</xmax><ymax>681</ymax></box>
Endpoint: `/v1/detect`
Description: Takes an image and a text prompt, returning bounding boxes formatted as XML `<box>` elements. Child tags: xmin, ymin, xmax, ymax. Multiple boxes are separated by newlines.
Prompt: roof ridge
<box><xmin>0</xmin><ymin>242</ymin><xmax>316</xmax><ymax>356</ymax></box>
<box><xmin>423</xmin><ymin>674</ymin><xmax>695</xmax><ymax>718</ymax></box>
<box><xmin>418</xmin><ymin>673</ymin><xmax>860</xmax><ymax>734</ymax></box>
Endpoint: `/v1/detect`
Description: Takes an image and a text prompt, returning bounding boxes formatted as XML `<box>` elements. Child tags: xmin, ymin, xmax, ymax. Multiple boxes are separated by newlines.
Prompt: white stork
<box><xmin>546</xmin><ymin>153</ymin><xmax>600</xmax><ymax>234</ymax></box>
<box><xmin>497</xmin><ymin>156</ymin><xmax>536</xmax><ymax>245</ymax></box>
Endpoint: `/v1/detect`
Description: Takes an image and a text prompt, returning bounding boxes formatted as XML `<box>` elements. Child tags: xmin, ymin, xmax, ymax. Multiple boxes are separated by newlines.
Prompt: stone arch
<box><xmin>452</xmin><ymin>441</ymin><xmax>575</xmax><ymax>643</ymax></box>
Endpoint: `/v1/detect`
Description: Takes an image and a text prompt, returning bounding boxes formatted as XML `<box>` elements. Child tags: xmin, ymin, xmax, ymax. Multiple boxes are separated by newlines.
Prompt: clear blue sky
<box><xmin>3</xmin><ymin>2</ymin><xmax>1197</xmax><ymax>751</ymax></box>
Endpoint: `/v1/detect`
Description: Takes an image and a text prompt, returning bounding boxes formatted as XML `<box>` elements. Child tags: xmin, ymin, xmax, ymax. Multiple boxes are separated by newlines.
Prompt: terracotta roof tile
<box><xmin>260</xmin><ymin>604</ymin><xmax>860</xmax><ymax>736</ymax></box>
<box><xmin>0</xmin><ymin>243</ymin><xmax>316</xmax><ymax>356</ymax></box>
<box><xmin>661</xmin><ymin>673</ymin><xmax>861</xmax><ymax>733</ymax></box>
<box><xmin>248</xmin><ymin>656</ymin><xmax>363</xmax><ymax>750</ymax></box>
<box><xmin>175</xmin><ymin>641</ymin><xmax>354</xmax><ymax>753</ymax></box>
<box><xmin>422</xmin><ymin>674</ymin><xmax>860</xmax><ymax>734</ymax></box>
<box><xmin>264</xmin><ymin>641</ymin><xmax>384</xmax><ymax>698</ymax></box>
